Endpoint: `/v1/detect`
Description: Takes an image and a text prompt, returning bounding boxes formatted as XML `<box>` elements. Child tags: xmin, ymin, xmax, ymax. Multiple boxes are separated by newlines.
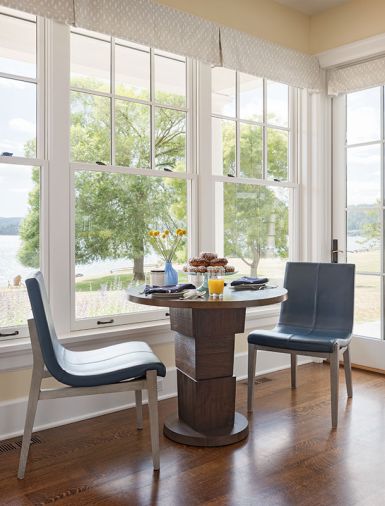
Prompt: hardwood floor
<box><xmin>1</xmin><ymin>362</ymin><xmax>385</xmax><ymax>505</ymax></box>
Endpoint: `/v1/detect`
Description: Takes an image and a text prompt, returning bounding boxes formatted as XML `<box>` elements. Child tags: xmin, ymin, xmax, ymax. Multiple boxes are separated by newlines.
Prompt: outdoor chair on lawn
<box><xmin>18</xmin><ymin>271</ymin><xmax>166</xmax><ymax>479</ymax></box>
<box><xmin>247</xmin><ymin>262</ymin><xmax>355</xmax><ymax>428</ymax></box>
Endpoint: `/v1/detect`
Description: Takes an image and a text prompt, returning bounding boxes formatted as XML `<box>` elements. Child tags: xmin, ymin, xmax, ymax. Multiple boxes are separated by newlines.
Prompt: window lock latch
<box><xmin>0</xmin><ymin>330</ymin><xmax>19</xmax><ymax>337</ymax></box>
<box><xmin>97</xmin><ymin>319</ymin><xmax>114</xmax><ymax>325</ymax></box>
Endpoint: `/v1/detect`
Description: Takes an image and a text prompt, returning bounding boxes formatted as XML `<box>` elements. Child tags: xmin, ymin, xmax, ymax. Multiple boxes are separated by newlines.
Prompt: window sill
<box><xmin>0</xmin><ymin>306</ymin><xmax>280</xmax><ymax>372</ymax></box>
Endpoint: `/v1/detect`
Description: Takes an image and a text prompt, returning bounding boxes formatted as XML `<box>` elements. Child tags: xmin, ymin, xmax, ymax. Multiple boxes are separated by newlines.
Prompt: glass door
<box><xmin>333</xmin><ymin>87</ymin><xmax>385</xmax><ymax>369</ymax></box>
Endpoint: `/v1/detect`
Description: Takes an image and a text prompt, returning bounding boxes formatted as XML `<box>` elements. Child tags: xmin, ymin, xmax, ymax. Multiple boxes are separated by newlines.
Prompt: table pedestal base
<box><xmin>165</xmin><ymin>307</ymin><xmax>248</xmax><ymax>447</ymax></box>
<box><xmin>164</xmin><ymin>412</ymin><xmax>248</xmax><ymax>447</ymax></box>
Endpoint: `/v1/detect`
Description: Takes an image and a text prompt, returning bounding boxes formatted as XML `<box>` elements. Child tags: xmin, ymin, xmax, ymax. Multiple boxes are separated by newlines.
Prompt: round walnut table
<box><xmin>128</xmin><ymin>286</ymin><xmax>287</xmax><ymax>447</ymax></box>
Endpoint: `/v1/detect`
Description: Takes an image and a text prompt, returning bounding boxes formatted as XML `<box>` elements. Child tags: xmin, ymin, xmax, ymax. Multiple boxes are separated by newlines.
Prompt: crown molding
<box><xmin>317</xmin><ymin>33</ymin><xmax>385</xmax><ymax>69</ymax></box>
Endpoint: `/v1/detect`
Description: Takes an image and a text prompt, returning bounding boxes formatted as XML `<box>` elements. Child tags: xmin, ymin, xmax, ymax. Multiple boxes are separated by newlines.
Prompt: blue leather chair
<box><xmin>18</xmin><ymin>272</ymin><xmax>166</xmax><ymax>479</ymax></box>
<box><xmin>247</xmin><ymin>262</ymin><xmax>355</xmax><ymax>428</ymax></box>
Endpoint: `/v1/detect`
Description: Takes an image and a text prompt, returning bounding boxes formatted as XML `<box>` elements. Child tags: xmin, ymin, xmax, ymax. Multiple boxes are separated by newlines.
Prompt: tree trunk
<box><xmin>249</xmin><ymin>245</ymin><xmax>261</xmax><ymax>277</ymax></box>
<box><xmin>133</xmin><ymin>256</ymin><xmax>145</xmax><ymax>281</ymax></box>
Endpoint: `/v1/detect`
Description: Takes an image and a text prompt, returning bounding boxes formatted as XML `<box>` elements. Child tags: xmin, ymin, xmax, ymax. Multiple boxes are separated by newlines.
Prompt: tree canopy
<box><xmin>18</xmin><ymin>77</ymin><xmax>289</xmax><ymax>278</ymax></box>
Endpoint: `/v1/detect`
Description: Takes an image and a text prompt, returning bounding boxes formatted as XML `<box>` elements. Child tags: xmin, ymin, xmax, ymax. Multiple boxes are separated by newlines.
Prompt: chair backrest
<box><xmin>279</xmin><ymin>262</ymin><xmax>355</xmax><ymax>332</ymax></box>
<box><xmin>26</xmin><ymin>272</ymin><xmax>66</xmax><ymax>379</ymax></box>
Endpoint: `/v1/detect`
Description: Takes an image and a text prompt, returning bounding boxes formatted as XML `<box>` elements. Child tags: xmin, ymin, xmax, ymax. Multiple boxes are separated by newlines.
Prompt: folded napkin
<box><xmin>144</xmin><ymin>283</ymin><xmax>196</xmax><ymax>295</ymax></box>
<box><xmin>231</xmin><ymin>276</ymin><xmax>268</xmax><ymax>287</ymax></box>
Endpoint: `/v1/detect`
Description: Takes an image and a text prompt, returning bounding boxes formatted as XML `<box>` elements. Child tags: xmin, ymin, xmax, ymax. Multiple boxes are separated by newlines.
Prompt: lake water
<box><xmin>0</xmin><ymin>232</ymin><xmax>375</xmax><ymax>287</ymax></box>
<box><xmin>0</xmin><ymin>235</ymin><xmax>148</xmax><ymax>287</ymax></box>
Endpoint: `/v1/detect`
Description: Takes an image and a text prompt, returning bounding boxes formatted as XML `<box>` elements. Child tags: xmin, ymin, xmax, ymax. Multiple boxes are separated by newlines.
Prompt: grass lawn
<box><xmin>1</xmin><ymin>252</ymin><xmax>382</xmax><ymax>332</ymax></box>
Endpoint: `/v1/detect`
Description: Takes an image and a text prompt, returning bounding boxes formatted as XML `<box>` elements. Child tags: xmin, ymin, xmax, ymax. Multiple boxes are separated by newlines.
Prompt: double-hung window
<box><xmin>211</xmin><ymin>67</ymin><xmax>297</xmax><ymax>284</ymax></box>
<box><xmin>0</xmin><ymin>14</ymin><xmax>300</xmax><ymax>340</ymax></box>
<box><xmin>70</xmin><ymin>30</ymin><xmax>193</xmax><ymax>329</ymax></box>
<box><xmin>0</xmin><ymin>8</ymin><xmax>45</xmax><ymax>339</ymax></box>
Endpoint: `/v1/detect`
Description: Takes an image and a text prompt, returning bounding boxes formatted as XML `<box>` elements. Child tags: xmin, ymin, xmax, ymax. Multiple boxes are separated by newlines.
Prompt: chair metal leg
<box><xmin>330</xmin><ymin>344</ymin><xmax>340</xmax><ymax>429</ymax></box>
<box><xmin>17</xmin><ymin>365</ymin><xmax>43</xmax><ymax>479</ymax></box>
<box><xmin>247</xmin><ymin>343</ymin><xmax>257</xmax><ymax>413</ymax></box>
<box><xmin>146</xmin><ymin>370</ymin><xmax>160</xmax><ymax>471</ymax></box>
<box><xmin>343</xmin><ymin>346</ymin><xmax>353</xmax><ymax>398</ymax></box>
<box><xmin>135</xmin><ymin>390</ymin><xmax>143</xmax><ymax>430</ymax></box>
<box><xmin>291</xmin><ymin>354</ymin><xmax>297</xmax><ymax>389</ymax></box>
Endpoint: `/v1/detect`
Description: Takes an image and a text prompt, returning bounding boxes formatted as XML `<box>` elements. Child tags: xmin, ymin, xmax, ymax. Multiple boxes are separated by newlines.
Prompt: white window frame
<box><xmin>197</xmin><ymin>63</ymin><xmax>299</xmax><ymax>290</ymax></box>
<box><xmin>68</xmin><ymin>29</ymin><xmax>197</xmax><ymax>331</ymax></box>
<box><xmin>333</xmin><ymin>89</ymin><xmax>385</xmax><ymax>341</ymax></box>
<box><xmin>0</xmin><ymin>16</ymin><xmax>303</xmax><ymax>343</ymax></box>
<box><xmin>0</xmin><ymin>8</ymin><xmax>48</xmax><ymax>340</ymax></box>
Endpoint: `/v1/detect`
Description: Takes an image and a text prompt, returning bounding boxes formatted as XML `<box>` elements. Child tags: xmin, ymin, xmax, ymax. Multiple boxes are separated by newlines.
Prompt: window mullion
<box><xmin>263</xmin><ymin>78</ymin><xmax>267</xmax><ymax>180</ymax></box>
<box><xmin>150</xmin><ymin>48</ymin><xmax>156</xmax><ymax>170</ymax></box>
<box><xmin>111</xmin><ymin>38</ymin><xmax>115</xmax><ymax>166</ymax></box>
<box><xmin>381</xmin><ymin>86</ymin><xmax>384</xmax><ymax>341</ymax></box>
<box><xmin>235</xmin><ymin>71</ymin><xmax>240</xmax><ymax>178</ymax></box>
<box><xmin>47</xmin><ymin>20</ymin><xmax>72</xmax><ymax>335</ymax></box>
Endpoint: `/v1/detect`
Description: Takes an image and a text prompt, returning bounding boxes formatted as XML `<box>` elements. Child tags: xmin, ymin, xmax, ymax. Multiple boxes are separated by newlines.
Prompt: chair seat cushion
<box><xmin>55</xmin><ymin>341</ymin><xmax>166</xmax><ymax>387</ymax></box>
<box><xmin>248</xmin><ymin>325</ymin><xmax>352</xmax><ymax>353</ymax></box>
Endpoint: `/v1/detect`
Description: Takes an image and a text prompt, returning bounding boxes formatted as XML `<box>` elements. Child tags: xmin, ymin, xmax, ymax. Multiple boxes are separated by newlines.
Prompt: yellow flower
<box><xmin>153</xmin><ymin>231</ymin><xmax>160</xmax><ymax>237</ymax></box>
<box><xmin>148</xmin><ymin>230</ymin><xmax>154</xmax><ymax>237</ymax></box>
<box><xmin>161</xmin><ymin>233</ymin><xmax>167</xmax><ymax>238</ymax></box>
<box><xmin>163</xmin><ymin>229</ymin><xmax>170</xmax><ymax>236</ymax></box>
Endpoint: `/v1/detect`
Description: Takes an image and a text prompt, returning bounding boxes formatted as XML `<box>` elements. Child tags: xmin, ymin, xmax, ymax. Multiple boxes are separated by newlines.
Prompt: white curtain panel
<box><xmin>74</xmin><ymin>0</ymin><xmax>222</xmax><ymax>66</ymax></box>
<box><xmin>220</xmin><ymin>26</ymin><xmax>323</xmax><ymax>91</ymax></box>
<box><xmin>0</xmin><ymin>0</ymin><xmax>74</xmax><ymax>24</ymax></box>
<box><xmin>327</xmin><ymin>57</ymin><xmax>385</xmax><ymax>95</ymax></box>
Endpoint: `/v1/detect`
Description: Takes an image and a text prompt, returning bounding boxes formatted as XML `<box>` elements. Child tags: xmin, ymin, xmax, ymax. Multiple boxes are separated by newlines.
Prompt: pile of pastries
<box><xmin>183</xmin><ymin>252</ymin><xmax>235</xmax><ymax>273</ymax></box>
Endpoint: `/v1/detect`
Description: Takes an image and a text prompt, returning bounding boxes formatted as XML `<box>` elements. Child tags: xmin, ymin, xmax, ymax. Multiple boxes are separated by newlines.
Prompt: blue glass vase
<box><xmin>164</xmin><ymin>261</ymin><xmax>178</xmax><ymax>286</ymax></box>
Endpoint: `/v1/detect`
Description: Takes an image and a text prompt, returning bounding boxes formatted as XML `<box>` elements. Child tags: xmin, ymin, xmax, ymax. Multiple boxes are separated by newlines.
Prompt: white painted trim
<box><xmin>349</xmin><ymin>335</ymin><xmax>385</xmax><ymax>370</ymax></box>
<box><xmin>46</xmin><ymin>21</ymin><xmax>71</xmax><ymax>335</ymax></box>
<box><xmin>318</xmin><ymin>33</ymin><xmax>385</xmax><ymax>69</ymax></box>
<box><xmin>0</xmin><ymin>350</ymin><xmax>312</xmax><ymax>441</ymax></box>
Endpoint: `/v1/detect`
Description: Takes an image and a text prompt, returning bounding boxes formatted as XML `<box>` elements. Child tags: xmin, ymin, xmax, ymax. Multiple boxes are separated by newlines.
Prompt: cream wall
<box><xmin>310</xmin><ymin>0</ymin><xmax>385</xmax><ymax>54</ymax></box>
<box><xmin>159</xmin><ymin>0</ymin><xmax>385</xmax><ymax>56</ymax></box>
<box><xmin>157</xmin><ymin>0</ymin><xmax>310</xmax><ymax>53</ymax></box>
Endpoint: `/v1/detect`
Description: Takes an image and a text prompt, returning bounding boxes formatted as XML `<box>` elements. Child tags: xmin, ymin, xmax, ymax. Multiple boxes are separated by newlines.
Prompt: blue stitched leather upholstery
<box><xmin>26</xmin><ymin>272</ymin><xmax>166</xmax><ymax>387</ymax></box>
<box><xmin>248</xmin><ymin>263</ymin><xmax>355</xmax><ymax>353</ymax></box>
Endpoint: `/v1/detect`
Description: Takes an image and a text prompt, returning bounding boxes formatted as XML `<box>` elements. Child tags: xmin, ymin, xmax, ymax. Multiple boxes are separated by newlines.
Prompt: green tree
<box><xmin>19</xmin><ymin>77</ymin><xmax>288</xmax><ymax>280</ymax></box>
<box><xmin>72</xmin><ymin>81</ymin><xmax>187</xmax><ymax>280</ymax></box>
<box><xmin>17</xmin><ymin>139</ymin><xmax>39</xmax><ymax>268</ymax></box>
<box><xmin>17</xmin><ymin>168</ymin><xmax>40</xmax><ymax>268</ymax></box>
<box><xmin>18</xmin><ymin>79</ymin><xmax>187</xmax><ymax>280</ymax></box>
<box><xmin>347</xmin><ymin>203</ymin><xmax>380</xmax><ymax>245</ymax></box>
<box><xmin>223</xmin><ymin>125</ymin><xmax>289</xmax><ymax>276</ymax></box>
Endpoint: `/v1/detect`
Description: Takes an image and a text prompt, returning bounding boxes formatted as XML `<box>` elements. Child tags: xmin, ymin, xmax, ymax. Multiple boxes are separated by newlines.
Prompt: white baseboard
<box><xmin>0</xmin><ymin>351</ymin><xmax>312</xmax><ymax>441</ymax></box>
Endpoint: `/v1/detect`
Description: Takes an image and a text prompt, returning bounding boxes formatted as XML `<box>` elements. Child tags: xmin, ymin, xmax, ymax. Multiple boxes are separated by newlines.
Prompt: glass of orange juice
<box><xmin>207</xmin><ymin>267</ymin><xmax>225</xmax><ymax>298</ymax></box>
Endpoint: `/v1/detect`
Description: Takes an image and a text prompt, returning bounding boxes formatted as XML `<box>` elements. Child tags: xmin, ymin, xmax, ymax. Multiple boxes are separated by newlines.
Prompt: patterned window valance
<box><xmin>220</xmin><ymin>26</ymin><xmax>323</xmax><ymax>92</ymax></box>
<box><xmin>74</xmin><ymin>0</ymin><xmax>221</xmax><ymax>66</ymax></box>
<box><xmin>0</xmin><ymin>0</ymin><xmax>323</xmax><ymax>91</ymax></box>
<box><xmin>0</xmin><ymin>0</ymin><xmax>74</xmax><ymax>24</ymax></box>
<box><xmin>327</xmin><ymin>57</ymin><xmax>385</xmax><ymax>95</ymax></box>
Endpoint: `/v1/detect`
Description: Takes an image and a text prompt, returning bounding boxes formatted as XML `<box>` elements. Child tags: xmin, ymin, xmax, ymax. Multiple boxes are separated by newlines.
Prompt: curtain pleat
<box><xmin>220</xmin><ymin>26</ymin><xmax>323</xmax><ymax>91</ymax></box>
<box><xmin>74</xmin><ymin>0</ymin><xmax>222</xmax><ymax>66</ymax></box>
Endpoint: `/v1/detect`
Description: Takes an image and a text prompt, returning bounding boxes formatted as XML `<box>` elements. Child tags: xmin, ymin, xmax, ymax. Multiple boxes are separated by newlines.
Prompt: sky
<box><xmin>347</xmin><ymin>87</ymin><xmax>382</xmax><ymax>207</ymax></box>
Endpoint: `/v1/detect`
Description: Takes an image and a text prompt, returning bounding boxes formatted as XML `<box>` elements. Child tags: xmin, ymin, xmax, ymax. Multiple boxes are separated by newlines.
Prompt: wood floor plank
<box><xmin>0</xmin><ymin>363</ymin><xmax>384</xmax><ymax>505</ymax></box>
